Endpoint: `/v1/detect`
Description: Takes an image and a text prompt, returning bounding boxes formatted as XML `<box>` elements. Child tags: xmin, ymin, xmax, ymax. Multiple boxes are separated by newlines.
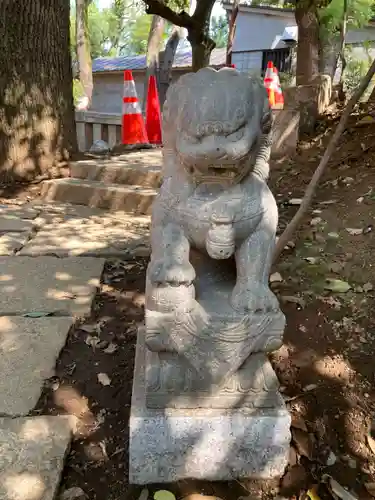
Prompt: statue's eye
<box><xmin>227</xmin><ymin>127</ymin><xmax>245</xmax><ymax>142</ymax></box>
<box><xmin>182</xmin><ymin>132</ymin><xmax>200</xmax><ymax>144</ymax></box>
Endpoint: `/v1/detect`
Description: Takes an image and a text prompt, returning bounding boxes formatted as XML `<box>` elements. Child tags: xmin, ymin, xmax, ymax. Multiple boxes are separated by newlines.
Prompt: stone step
<box><xmin>41</xmin><ymin>178</ymin><xmax>157</xmax><ymax>214</ymax></box>
<box><xmin>0</xmin><ymin>416</ymin><xmax>72</xmax><ymax>500</ymax></box>
<box><xmin>70</xmin><ymin>159</ymin><xmax>162</xmax><ymax>188</ymax></box>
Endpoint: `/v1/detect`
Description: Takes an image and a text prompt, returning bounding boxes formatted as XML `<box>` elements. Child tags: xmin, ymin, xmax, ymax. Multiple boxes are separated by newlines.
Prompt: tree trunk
<box><xmin>0</xmin><ymin>0</ymin><xmax>77</xmax><ymax>183</ymax></box>
<box><xmin>142</xmin><ymin>15</ymin><xmax>165</xmax><ymax>114</ymax></box>
<box><xmin>295</xmin><ymin>1</ymin><xmax>320</xmax><ymax>85</ymax></box>
<box><xmin>76</xmin><ymin>0</ymin><xmax>93</xmax><ymax>108</ymax></box>
<box><xmin>191</xmin><ymin>41</ymin><xmax>213</xmax><ymax>71</ymax></box>
<box><xmin>159</xmin><ymin>28</ymin><xmax>182</xmax><ymax>107</ymax></box>
<box><xmin>226</xmin><ymin>0</ymin><xmax>239</xmax><ymax>66</ymax></box>
<box><xmin>338</xmin><ymin>0</ymin><xmax>348</xmax><ymax>85</ymax></box>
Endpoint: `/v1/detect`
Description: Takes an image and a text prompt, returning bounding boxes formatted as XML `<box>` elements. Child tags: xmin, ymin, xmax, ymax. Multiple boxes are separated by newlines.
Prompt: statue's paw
<box><xmin>230</xmin><ymin>283</ymin><xmax>279</xmax><ymax>313</ymax></box>
<box><xmin>150</xmin><ymin>259</ymin><xmax>195</xmax><ymax>286</ymax></box>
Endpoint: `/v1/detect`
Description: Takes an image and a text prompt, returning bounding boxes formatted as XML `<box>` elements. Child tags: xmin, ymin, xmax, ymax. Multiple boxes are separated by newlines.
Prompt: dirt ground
<box><xmin>12</xmin><ymin>112</ymin><xmax>375</xmax><ymax>499</ymax></box>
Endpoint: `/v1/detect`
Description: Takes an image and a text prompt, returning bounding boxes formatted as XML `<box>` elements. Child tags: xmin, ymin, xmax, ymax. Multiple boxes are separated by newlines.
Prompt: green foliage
<box><xmin>210</xmin><ymin>15</ymin><xmax>228</xmax><ymax>48</ymax></box>
<box><xmin>343</xmin><ymin>49</ymin><xmax>372</xmax><ymax>97</ymax></box>
<box><xmin>320</xmin><ymin>0</ymin><xmax>374</xmax><ymax>36</ymax></box>
<box><xmin>70</xmin><ymin>0</ymin><xmax>153</xmax><ymax>58</ymax></box>
<box><xmin>73</xmin><ymin>78</ymin><xmax>85</xmax><ymax>105</ymax></box>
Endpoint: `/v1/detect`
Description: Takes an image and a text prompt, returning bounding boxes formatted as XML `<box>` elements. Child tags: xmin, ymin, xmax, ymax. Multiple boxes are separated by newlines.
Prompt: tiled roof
<box><xmin>92</xmin><ymin>47</ymin><xmax>227</xmax><ymax>73</ymax></box>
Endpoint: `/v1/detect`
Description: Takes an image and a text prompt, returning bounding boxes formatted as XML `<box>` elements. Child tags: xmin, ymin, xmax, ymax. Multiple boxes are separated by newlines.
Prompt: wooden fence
<box><xmin>75</xmin><ymin>111</ymin><xmax>122</xmax><ymax>152</ymax></box>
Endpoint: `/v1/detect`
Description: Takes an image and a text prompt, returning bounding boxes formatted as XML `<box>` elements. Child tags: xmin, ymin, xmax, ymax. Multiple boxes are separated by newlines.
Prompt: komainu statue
<box><xmin>145</xmin><ymin>67</ymin><xmax>286</xmax><ymax>407</ymax></box>
<box><xmin>129</xmin><ymin>68</ymin><xmax>290</xmax><ymax>484</ymax></box>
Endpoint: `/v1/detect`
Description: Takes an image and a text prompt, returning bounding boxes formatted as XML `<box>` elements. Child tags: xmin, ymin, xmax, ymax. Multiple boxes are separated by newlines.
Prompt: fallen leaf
<box><xmin>85</xmin><ymin>335</ymin><xmax>100</xmax><ymax>348</ymax></box>
<box><xmin>345</xmin><ymin>228</ymin><xmax>363</xmax><ymax>236</ymax></box>
<box><xmin>306</xmin><ymin>487</ymin><xmax>322</xmax><ymax>500</ymax></box>
<box><xmin>322</xmin><ymin>474</ymin><xmax>358</xmax><ymax>500</ymax></box>
<box><xmin>327</xmin><ymin>232</ymin><xmax>340</xmax><ymax>239</ymax></box>
<box><xmin>291</xmin><ymin>413</ymin><xmax>308</xmax><ymax>432</ymax></box>
<box><xmin>320</xmin><ymin>199</ymin><xmax>337</xmax><ymax>205</ymax></box>
<box><xmin>104</xmin><ymin>342</ymin><xmax>118</xmax><ymax>354</ymax></box>
<box><xmin>304</xmin><ymin>257</ymin><xmax>318</xmax><ymax>264</ymax></box>
<box><xmin>310</xmin><ymin>217</ymin><xmax>322</xmax><ymax>226</ymax></box>
<box><xmin>365</xmin><ymin>482</ymin><xmax>375</xmax><ymax>497</ymax></box>
<box><xmin>270</xmin><ymin>272</ymin><xmax>283</xmax><ymax>283</ymax></box>
<box><xmin>367</xmin><ymin>433</ymin><xmax>375</xmax><ymax>454</ymax></box>
<box><xmin>291</xmin><ymin>428</ymin><xmax>316</xmax><ymax>461</ymax></box>
<box><xmin>288</xmin><ymin>198</ymin><xmax>303</xmax><ymax>205</ymax></box>
<box><xmin>60</xmin><ymin>487</ymin><xmax>86</xmax><ymax>500</ymax></box>
<box><xmin>154</xmin><ymin>492</ymin><xmax>176</xmax><ymax>500</ymax></box>
<box><xmin>97</xmin><ymin>373</ymin><xmax>111</xmax><ymax>386</ymax></box>
<box><xmin>281</xmin><ymin>295</ymin><xmax>306</xmax><ymax>309</ymax></box>
<box><xmin>138</xmin><ymin>489</ymin><xmax>149</xmax><ymax>500</ymax></box>
<box><xmin>328</xmin><ymin>262</ymin><xmax>344</xmax><ymax>273</ymax></box>
<box><xmin>22</xmin><ymin>311</ymin><xmax>53</xmax><ymax>318</ymax></box>
<box><xmin>326</xmin><ymin>450</ymin><xmax>337</xmax><ymax>466</ymax></box>
<box><xmin>303</xmin><ymin>383</ymin><xmax>318</xmax><ymax>392</ymax></box>
<box><xmin>357</xmin><ymin>197</ymin><xmax>364</xmax><ymax>203</ymax></box>
<box><xmin>363</xmin><ymin>282</ymin><xmax>374</xmax><ymax>292</ymax></box>
<box><xmin>324</xmin><ymin>279</ymin><xmax>351</xmax><ymax>293</ymax></box>
<box><xmin>80</xmin><ymin>323</ymin><xmax>99</xmax><ymax>334</ymax></box>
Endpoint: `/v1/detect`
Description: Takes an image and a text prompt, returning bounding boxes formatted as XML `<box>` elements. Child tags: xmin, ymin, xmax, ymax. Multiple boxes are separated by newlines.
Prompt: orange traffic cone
<box><xmin>122</xmin><ymin>70</ymin><xmax>148</xmax><ymax>145</ymax></box>
<box><xmin>145</xmin><ymin>75</ymin><xmax>162</xmax><ymax>145</ymax></box>
<box><xmin>264</xmin><ymin>61</ymin><xmax>275</xmax><ymax>107</ymax></box>
<box><xmin>272</xmin><ymin>66</ymin><xmax>284</xmax><ymax>109</ymax></box>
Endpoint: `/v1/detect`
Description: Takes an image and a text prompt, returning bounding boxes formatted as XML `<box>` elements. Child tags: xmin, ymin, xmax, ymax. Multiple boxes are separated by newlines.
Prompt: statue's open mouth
<box><xmin>181</xmin><ymin>154</ymin><xmax>252</xmax><ymax>184</ymax></box>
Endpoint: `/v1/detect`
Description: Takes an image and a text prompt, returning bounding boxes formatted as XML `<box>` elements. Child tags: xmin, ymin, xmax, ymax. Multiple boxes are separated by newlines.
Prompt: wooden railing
<box><xmin>75</xmin><ymin>111</ymin><xmax>122</xmax><ymax>152</ymax></box>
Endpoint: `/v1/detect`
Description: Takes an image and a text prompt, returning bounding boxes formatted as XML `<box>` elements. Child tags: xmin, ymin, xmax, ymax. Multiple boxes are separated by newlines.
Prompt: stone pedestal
<box><xmin>129</xmin><ymin>328</ymin><xmax>291</xmax><ymax>485</ymax></box>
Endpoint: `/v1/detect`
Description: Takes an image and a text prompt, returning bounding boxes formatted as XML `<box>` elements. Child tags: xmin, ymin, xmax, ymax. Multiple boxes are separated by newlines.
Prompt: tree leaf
<box><xmin>97</xmin><ymin>372</ymin><xmax>111</xmax><ymax>386</ymax></box>
<box><xmin>345</xmin><ymin>228</ymin><xmax>363</xmax><ymax>235</ymax></box>
<box><xmin>22</xmin><ymin>311</ymin><xmax>53</xmax><ymax>317</ymax></box>
<box><xmin>367</xmin><ymin>433</ymin><xmax>375</xmax><ymax>454</ymax></box>
<box><xmin>154</xmin><ymin>491</ymin><xmax>176</xmax><ymax>500</ymax></box>
<box><xmin>324</xmin><ymin>279</ymin><xmax>351</xmax><ymax>293</ymax></box>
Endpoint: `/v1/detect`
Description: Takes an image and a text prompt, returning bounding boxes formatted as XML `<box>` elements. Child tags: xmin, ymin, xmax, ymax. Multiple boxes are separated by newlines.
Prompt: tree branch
<box><xmin>273</xmin><ymin>57</ymin><xmax>375</xmax><ymax>264</ymax></box>
<box><xmin>143</xmin><ymin>0</ymin><xmax>194</xmax><ymax>29</ymax></box>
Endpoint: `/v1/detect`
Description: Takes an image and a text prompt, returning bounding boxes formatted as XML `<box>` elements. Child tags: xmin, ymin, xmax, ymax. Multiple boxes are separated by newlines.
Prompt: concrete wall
<box><xmin>91</xmin><ymin>72</ymin><xmax>145</xmax><ymax>114</ymax></box>
<box><xmin>233</xmin><ymin>10</ymin><xmax>296</xmax><ymax>52</ymax></box>
<box><xmin>233</xmin><ymin>8</ymin><xmax>375</xmax><ymax>51</ymax></box>
<box><xmin>91</xmin><ymin>70</ymin><xmax>188</xmax><ymax>114</ymax></box>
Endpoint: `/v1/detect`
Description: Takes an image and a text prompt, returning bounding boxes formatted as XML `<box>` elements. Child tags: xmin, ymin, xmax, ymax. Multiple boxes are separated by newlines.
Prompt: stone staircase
<box><xmin>41</xmin><ymin>150</ymin><xmax>163</xmax><ymax>214</ymax></box>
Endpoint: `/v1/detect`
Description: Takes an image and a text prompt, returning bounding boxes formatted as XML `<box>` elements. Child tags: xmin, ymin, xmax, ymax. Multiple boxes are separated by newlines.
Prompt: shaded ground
<box><xmin>11</xmin><ymin>114</ymin><xmax>375</xmax><ymax>498</ymax></box>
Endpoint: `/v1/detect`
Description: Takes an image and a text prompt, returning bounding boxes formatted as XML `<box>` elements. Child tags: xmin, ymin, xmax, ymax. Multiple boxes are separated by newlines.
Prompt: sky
<box><xmin>97</xmin><ymin>0</ymin><xmax>225</xmax><ymax>17</ymax></box>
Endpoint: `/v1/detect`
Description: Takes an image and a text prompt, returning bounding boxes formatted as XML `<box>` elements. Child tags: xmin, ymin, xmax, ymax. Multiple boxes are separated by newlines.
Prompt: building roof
<box><xmin>222</xmin><ymin>2</ymin><xmax>294</xmax><ymax>14</ymax></box>
<box><xmin>92</xmin><ymin>47</ymin><xmax>227</xmax><ymax>73</ymax></box>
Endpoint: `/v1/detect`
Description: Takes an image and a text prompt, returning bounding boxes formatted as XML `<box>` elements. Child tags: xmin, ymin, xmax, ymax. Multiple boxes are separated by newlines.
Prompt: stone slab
<box><xmin>129</xmin><ymin>330</ymin><xmax>291</xmax><ymax>484</ymax></box>
<box><xmin>41</xmin><ymin>178</ymin><xmax>157</xmax><ymax>215</ymax></box>
<box><xmin>0</xmin><ymin>233</ymin><xmax>30</xmax><ymax>256</ymax></box>
<box><xmin>19</xmin><ymin>214</ymin><xmax>150</xmax><ymax>258</ymax></box>
<box><xmin>0</xmin><ymin>257</ymin><xmax>105</xmax><ymax>316</ymax></box>
<box><xmin>0</xmin><ymin>205</ymin><xmax>40</xmax><ymax>220</ymax></box>
<box><xmin>0</xmin><ymin>416</ymin><xmax>71</xmax><ymax>500</ymax></box>
<box><xmin>0</xmin><ymin>216</ymin><xmax>34</xmax><ymax>233</ymax></box>
<box><xmin>0</xmin><ymin>317</ymin><xmax>74</xmax><ymax>416</ymax></box>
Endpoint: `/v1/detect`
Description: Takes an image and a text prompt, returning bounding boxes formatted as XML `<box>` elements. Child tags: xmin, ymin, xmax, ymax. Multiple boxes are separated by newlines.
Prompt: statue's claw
<box><xmin>150</xmin><ymin>259</ymin><xmax>196</xmax><ymax>286</ymax></box>
<box><xmin>230</xmin><ymin>282</ymin><xmax>279</xmax><ymax>313</ymax></box>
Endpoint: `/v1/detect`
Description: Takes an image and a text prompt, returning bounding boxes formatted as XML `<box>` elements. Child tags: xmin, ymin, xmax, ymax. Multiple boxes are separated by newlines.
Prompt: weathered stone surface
<box><xmin>130</xmin><ymin>67</ymin><xmax>290</xmax><ymax>482</ymax></box>
<box><xmin>19</xmin><ymin>214</ymin><xmax>150</xmax><ymax>257</ymax></box>
<box><xmin>41</xmin><ymin>178</ymin><xmax>157</xmax><ymax>214</ymax></box>
<box><xmin>0</xmin><ymin>216</ymin><xmax>34</xmax><ymax>233</ymax></box>
<box><xmin>0</xmin><ymin>257</ymin><xmax>104</xmax><ymax>316</ymax></box>
<box><xmin>0</xmin><ymin>205</ymin><xmax>40</xmax><ymax>220</ymax></box>
<box><xmin>129</xmin><ymin>330</ymin><xmax>291</xmax><ymax>484</ymax></box>
<box><xmin>0</xmin><ymin>233</ymin><xmax>30</xmax><ymax>256</ymax></box>
<box><xmin>0</xmin><ymin>317</ymin><xmax>73</xmax><ymax>415</ymax></box>
<box><xmin>0</xmin><ymin>416</ymin><xmax>71</xmax><ymax>500</ymax></box>
<box><xmin>70</xmin><ymin>160</ymin><xmax>162</xmax><ymax>188</ymax></box>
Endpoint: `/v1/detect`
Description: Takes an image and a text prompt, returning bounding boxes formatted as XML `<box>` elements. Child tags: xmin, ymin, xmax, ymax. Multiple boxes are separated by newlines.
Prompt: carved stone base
<box><xmin>129</xmin><ymin>327</ymin><xmax>291</xmax><ymax>484</ymax></box>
